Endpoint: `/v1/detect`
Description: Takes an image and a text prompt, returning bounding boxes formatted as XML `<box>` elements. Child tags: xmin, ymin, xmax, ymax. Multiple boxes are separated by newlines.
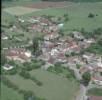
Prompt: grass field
<box><xmin>3</xmin><ymin>6</ymin><xmax>41</xmax><ymax>16</ymax></box>
<box><xmin>1</xmin><ymin>83</ymin><xmax>23</xmax><ymax>100</ymax></box>
<box><xmin>6</xmin><ymin>69</ymin><xmax>79</xmax><ymax>100</ymax></box>
<box><xmin>2</xmin><ymin>0</ymin><xmax>41</xmax><ymax>8</ymax></box>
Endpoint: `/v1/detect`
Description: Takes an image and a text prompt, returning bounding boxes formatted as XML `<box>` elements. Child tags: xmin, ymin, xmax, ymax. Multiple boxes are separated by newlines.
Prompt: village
<box><xmin>1</xmin><ymin>13</ymin><xmax>102</xmax><ymax>100</ymax></box>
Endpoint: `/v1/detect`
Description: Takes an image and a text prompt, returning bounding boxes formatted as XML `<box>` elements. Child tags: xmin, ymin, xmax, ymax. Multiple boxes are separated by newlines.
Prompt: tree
<box><xmin>88</xmin><ymin>13</ymin><xmax>95</xmax><ymax>18</ymax></box>
<box><xmin>19</xmin><ymin>70</ymin><xmax>30</xmax><ymax>79</ymax></box>
<box><xmin>23</xmin><ymin>91</ymin><xmax>35</xmax><ymax>100</ymax></box>
<box><xmin>1</xmin><ymin>52</ymin><xmax>7</xmax><ymax>66</ymax></box>
<box><xmin>63</xmin><ymin>14</ymin><xmax>68</xmax><ymax>18</ymax></box>
<box><xmin>63</xmin><ymin>13</ymin><xmax>69</xmax><ymax>22</ymax></box>
<box><xmin>32</xmin><ymin>37</ymin><xmax>39</xmax><ymax>54</ymax></box>
<box><xmin>76</xmin><ymin>64</ymin><xmax>81</xmax><ymax>69</ymax></box>
<box><xmin>58</xmin><ymin>29</ymin><xmax>64</xmax><ymax>36</ymax></box>
<box><xmin>82</xmin><ymin>72</ymin><xmax>91</xmax><ymax>86</ymax></box>
<box><xmin>64</xmin><ymin>17</ymin><xmax>69</xmax><ymax>22</ymax></box>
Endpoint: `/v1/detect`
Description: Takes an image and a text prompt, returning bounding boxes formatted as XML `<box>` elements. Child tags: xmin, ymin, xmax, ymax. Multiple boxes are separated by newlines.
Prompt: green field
<box><xmin>22</xmin><ymin>2</ymin><xmax>102</xmax><ymax>32</ymax></box>
<box><xmin>6</xmin><ymin>69</ymin><xmax>79</xmax><ymax>100</ymax></box>
<box><xmin>1</xmin><ymin>83</ymin><xmax>23</xmax><ymax>100</ymax></box>
<box><xmin>2</xmin><ymin>0</ymin><xmax>41</xmax><ymax>8</ymax></box>
<box><xmin>87</xmin><ymin>88</ymin><xmax>102</xmax><ymax>96</ymax></box>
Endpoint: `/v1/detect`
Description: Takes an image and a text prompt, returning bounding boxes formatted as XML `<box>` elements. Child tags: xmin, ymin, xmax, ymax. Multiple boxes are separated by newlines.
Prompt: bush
<box><xmin>1</xmin><ymin>76</ymin><xmax>19</xmax><ymax>91</ymax></box>
<box><xmin>23</xmin><ymin>91</ymin><xmax>35</xmax><ymax>100</ymax></box>
<box><xmin>19</xmin><ymin>70</ymin><xmax>30</xmax><ymax>79</ymax></box>
<box><xmin>8</xmin><ymin>68</ymin><xmax>17</xmax><ymax>75</ymax></box>
<box><xmin>76</xmin><ymin>64</ymin><xmax>81</xmax><ymax>69</ymax></box>
<box><xmin>31</xmin><ymin>77</ymin><xmax>43</xmax><ymax>86</ymax></box>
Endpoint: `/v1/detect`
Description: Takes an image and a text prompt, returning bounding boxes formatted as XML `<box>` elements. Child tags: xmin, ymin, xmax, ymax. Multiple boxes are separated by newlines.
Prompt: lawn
<box><xmin>1</xmin><ymin>83</ymin><xmax>23</xmax><ymax>100</ymax></box>
<box><xmin>6</xmin><ymin>69</ymin><xmax>79</xmax><ymax>100</ymax></box>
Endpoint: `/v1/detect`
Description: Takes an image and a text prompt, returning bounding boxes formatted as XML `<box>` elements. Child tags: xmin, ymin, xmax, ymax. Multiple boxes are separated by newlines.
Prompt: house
<box><xmin>88</xmin><ymin>96</ymin><xmax>102</xmax><ymax>100</ymax></box>
<box><xmin>72</xmin><ymin>31</ymin><xmax>84</xmax><ymax>40</ymax></box>
<box><xmin>5</xmin><ymin>48</ymin><xmax>31</xmax><ymax>63</ymax></box>
<box><xmin>92</xmin><ymin>75</ymin><xmax>102</xmax><ymax>86</ymax></box>
<box><xmin>18</xmin><ymin>18</ymin><xmax>25</xmax><ymax>23</ymax></box>
<box><xmin>58</xmin><ymin>23</ymin><xmax>64</xmax><ymax>28</ymax></box>
<box><xmin>91</xmin><ymin>67</ymin><xmax>102</xmax><ymax>86</ymax></box>
<box><xmin>79</xmin><ymin>67</ymin><xmax>91</xmax><ymax>75</ymax></box>
<box><xmin>1</xmin><ymin>33</ymin><xmax>8</xmax><ymax>40</ymax></box>
<box><xmin>3</xmin><ymin>64</ymin><xmax>14</xmax><ymax>71</ymax></box>
<box><xmin>44</xmin><ymin>33</ymin><xmax>59</xmax><ymax>41</ymax></box>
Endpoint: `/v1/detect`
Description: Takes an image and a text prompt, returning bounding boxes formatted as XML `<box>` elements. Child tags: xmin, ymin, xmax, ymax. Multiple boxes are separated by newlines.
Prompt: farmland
<box><xmin>3</xmin><ymin>6</ymin><xmax>41</xmax><ymax>16</ymax></box>
<box><xmin>6</xmin><ymin>68</ymin><xmax>79</xmax><ymax>100</ymax></box>
<box><xmin>1</xmin><ymin>1</ymin><xmax>102</xmax><ymax>100</ymax></box>
<box><xmin>1</xmin><ymin>83</ymin><xmax>23</xmax><ymax>100</ymax></box>
<box><xmin>2</xmin><ymin>2</ymin><xmax>102</xmax><ymax>32</ymax></box>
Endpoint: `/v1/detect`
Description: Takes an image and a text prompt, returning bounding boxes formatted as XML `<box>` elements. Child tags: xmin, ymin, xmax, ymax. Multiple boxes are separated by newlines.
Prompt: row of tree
<box><xmin>19</xmin><ymin>69</ymin><xmax>43</xmax><ymax>86</ymax></box>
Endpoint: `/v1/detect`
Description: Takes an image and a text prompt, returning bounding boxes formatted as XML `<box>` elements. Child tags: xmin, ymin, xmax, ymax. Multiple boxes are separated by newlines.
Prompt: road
<box><xmin>64</xmin><ymin>63</ymin><xmax>87</xmax><ymax>100</ymax></box>
<box><xmin>76</xmin><ymin>84</ymin><xmax>87</xmax><ymax>100</ymax></box>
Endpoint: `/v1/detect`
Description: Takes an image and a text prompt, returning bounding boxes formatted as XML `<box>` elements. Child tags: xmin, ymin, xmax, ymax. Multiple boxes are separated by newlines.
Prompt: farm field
<box><xmin>6</xmin><ymin>69</ymin><xmax>79</xmax><ymax>100</ymax></box>
<box><xmin>2</xmin><ymin>2</ymin><xmax>102</xmax><ymax>32</ymax></box>
<box><xmin>3</xmin><ymin>6</ymin><xmax>41</xmax><ymax>16</ymax></box>
<box><xmin>22</xmin><ymin>2</ymin><xmax>102</xmax><ymax>32</ymax></box>
<box><xmin>1</xmin><ymin>1</ymin><xmax>102</xmax><ymax>100</ymax></box>
<box><xmin>1</xmin><ymin>83</ymin><xmax>23</xmax><ymax>100</ymax></box>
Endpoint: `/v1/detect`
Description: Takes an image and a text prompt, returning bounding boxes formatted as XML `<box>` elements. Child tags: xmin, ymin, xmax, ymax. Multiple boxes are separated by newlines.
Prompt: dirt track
<box><xmin>25</xmin><ymin>1</ymin><xmax>70</xmax><ymax>9</ymax></box>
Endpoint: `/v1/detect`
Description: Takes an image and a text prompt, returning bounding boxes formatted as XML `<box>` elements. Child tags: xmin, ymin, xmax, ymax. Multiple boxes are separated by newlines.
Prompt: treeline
<box><xmin>41</xmin><ymin>0</ymin><xmax>102</xmax><ymax>2</ymax></box>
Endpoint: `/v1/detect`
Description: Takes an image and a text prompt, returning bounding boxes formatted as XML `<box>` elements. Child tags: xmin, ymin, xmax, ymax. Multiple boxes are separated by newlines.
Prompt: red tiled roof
<box><xmin>79</xmin><ymin>67</ymin><xmax>90</xmax><ymax>73</ymax></box>
<box><xmin>89</xmin><ymin>96</ymin><xmax>102</xmax><ymax>100</ymax></box>
<box><xmin>5</xmin><ymin>48</ymin><xmax>30</xmax><ymax>60</ymax></box>
<box><xmin>92</xmin><ymin>76</ymin><xmax>102</xmax><ymax>81</ymax></box>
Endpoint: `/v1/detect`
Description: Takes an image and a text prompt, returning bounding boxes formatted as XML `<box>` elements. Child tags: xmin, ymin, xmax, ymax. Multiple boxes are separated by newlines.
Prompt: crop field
<box><xmin>1</xmin><ymin>83</ymin><xmax>23</xmax><ymax>100</ymax></box>
<box><xmin>3</xmin><ymin>6</ymin><xmax>41</xmax><ymax>16</ymax></box>
<box><xmin>25</xmin><ymin>1</ymin><xmax>72</xmax><ymax>9</ymax></box>
<box><xmin>6</xmin><ymin>69</ymin><xmax>79</xmax><ymax>100</ymax></box>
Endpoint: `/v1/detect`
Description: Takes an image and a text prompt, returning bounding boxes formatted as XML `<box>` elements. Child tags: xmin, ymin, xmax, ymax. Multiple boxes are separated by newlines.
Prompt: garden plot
<box><xmin>3</xmin><ymin>6</ymin><xmax>41</xmax><ymax>16</ymax></box>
